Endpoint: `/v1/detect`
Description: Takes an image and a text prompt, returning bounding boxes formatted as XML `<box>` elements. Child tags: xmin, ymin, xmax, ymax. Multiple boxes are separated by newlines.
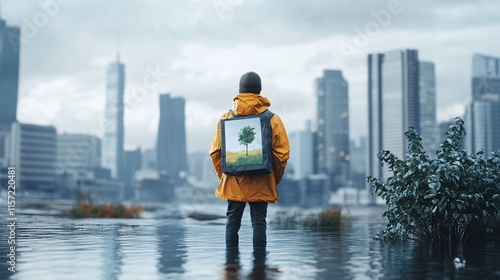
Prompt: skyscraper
<box><xmin>289</xmin><ymin>121</ymin><xmax>314</xmax><ymax>180</ymax></box>
<box><xmin>472</xmin><ymin>54</ymin><xmax>500</xmax><ymax>101</ymax></box>
<box><xmin>315</xmin><ymin>70</ymin><xmax>349</xmax><ymax>190</ymax></box>
<box><xmin>56</xmin><ymin>133</ymin><xmax>101</xmax><ymax>171</ymax></box>
<box><xmin>464</xmin><ymin>96</ymin><xmax>500</xmax><ymax>156</ymax></box>
<box><xmin>10</xmin><ymin>123</ymin><xmax>57</xmax><ymax>193</ymax></box>
<box><xmin>466</xmin><ymin>54</ymin><xmax>500</xmax><ymax>156</ymax></box>
<box><xmin>0</xmin><ymin>15</ymin><xmax>20</xmax><ymax>132</ymax></box>
<box><xmin>367</xmin><ymin>49</ymin><xmax>420</xmax><ymax>193</ymax></box>
<box><xmin>156</xmin><ymin>94</ymin><xmax>188</xmax><ymax>185</ymax></box>
<box><xmin>419</xmin><ymin>61</ymin><xmax>437</xmax><ymax>154</ymax></box>
<box><xmin>124</xmin><ymin>148</ymin><xmax>142</xmax><ymax>200</ymax></box>
<box><xmin>349</xmin><ymin>137</ymin><xmax>366</xmax><ymax>189</ymax></box>
<box><xmin>102</xmin><ymin>54</ymin><xmax>125</xmax><ymax>180</ymax></box>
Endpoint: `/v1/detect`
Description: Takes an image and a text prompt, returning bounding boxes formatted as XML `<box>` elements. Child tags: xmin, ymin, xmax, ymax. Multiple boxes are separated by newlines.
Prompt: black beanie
<box><xmin>239</xmin><ymin>71</ymin><xmax>262</xmax><ymax>94</ymax></box>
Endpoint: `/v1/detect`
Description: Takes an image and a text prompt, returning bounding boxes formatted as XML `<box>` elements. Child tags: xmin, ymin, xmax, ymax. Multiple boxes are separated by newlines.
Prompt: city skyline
<box><xmin>1</xmin><ymin>1</ymin><xmax>499</xmax><ymax>153</ymax></box>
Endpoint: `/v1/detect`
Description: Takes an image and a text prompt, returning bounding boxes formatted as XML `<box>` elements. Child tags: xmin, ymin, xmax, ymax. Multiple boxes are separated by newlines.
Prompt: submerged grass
<box><xmin>70</xmin><ymin>202</ymin><xmax>143</xmax><ymax>219</ymax></box>
<box><xmin>271</xmin><ymin>207</ymin><xmax>353</xmax><ymax>229</ymax></box>
<box><xmin>69</xmin><ymin>191</ymin><xmax>143</xmax><ymax>219</ymax></box>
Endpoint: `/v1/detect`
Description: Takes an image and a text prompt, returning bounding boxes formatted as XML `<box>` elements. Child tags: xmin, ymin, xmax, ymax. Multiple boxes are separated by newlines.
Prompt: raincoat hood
<box><xmin>232</xmin><ymin>93</ymin><xmax>271</xmax><ymax>116</ymax></box>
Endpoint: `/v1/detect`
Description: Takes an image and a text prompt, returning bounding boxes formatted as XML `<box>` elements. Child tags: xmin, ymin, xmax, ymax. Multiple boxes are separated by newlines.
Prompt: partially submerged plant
<box><xmin>368</xmin><ymin>118</ymin><xmax>500</xmax><ymax>242</ymax></box>
<box><xmin>303</xmin><ymin>208</ymin><xmax>347</xmax><ymax>228</ymax></box>
<box><xmin>271</xmin><ymin>207</ymin><xmax>351</xmax><ymax>229</ymax></box>
<box><xmin>70</xmin><ymin>202</ymin><xmax>143</xmax><ymax>219</ymax></box>
<box><xmin>70</xmin><ymin>193</ymin><xmax>142</xmax><ymax>218</ymax></box>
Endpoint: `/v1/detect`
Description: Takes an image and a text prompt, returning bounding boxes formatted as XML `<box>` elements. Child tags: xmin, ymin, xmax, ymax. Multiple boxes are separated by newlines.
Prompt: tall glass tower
<box><xmin>419</xmin><ymin>61</ymin><xmax>437</xmax><ymax>154</ymax></box>
<box><xmin>102</xmin><ymin>54</ymin><xmax>125</xmax><ymax>180</ymax></box>
<box><xmin>289</xmin><ymin>121</ymin><xmax>314</xmax><ymax>180</ymax></box>
<box><xmin>156</xmin><ymin>94</ymin><xmax>188</xmax><ymax>185</ymax></box>
<box><xmin>472</xmin><ymin>54</ymin><xmax>500</xmax><ymax>101</ymax></box>
<box><xmin>315</xmin><ymin>70</ymin><xmax>349</xmax><ymax>191</ymax></box>
<box><xmin>465</xmin><ymin>100</ymin><xmax>500</xmax><ymax>156</ymax></box>
<box><xmin>367</xmin><ymin>49</ymin><xmax>420</xmax><ymax>200</ymax></box>
<box><xmin>0</xmin><ymin>15</ymin><xmax>20</xmax><ymax>132</ymax></box>
<box><xmin>466</xmin><ymin>54</ymin><xmax>500</xmax><ymax>156</ymax></box>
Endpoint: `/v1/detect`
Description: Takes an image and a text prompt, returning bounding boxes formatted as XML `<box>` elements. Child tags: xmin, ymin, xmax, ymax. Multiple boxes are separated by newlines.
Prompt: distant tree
<box><xmin>238</xmin><ymin>125</ymin><xmax>256</xmax><ymax>156</ymax></box>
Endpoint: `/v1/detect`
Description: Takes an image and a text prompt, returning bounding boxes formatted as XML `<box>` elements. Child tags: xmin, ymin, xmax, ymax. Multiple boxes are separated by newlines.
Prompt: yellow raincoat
<box><xmin>209</xmin><ymin>93</ymin><xmax>290</xmax><ymax>202</ymax></box>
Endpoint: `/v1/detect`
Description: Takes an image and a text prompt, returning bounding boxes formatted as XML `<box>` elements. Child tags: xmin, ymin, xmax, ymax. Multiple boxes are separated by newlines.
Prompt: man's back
<box><xmin>208</xmin><ymin>71</ymin><xmax>290</xmax><ymax>249</ymax></box>
<box><xmin>209</xmin><ymin>92</ymin><xmax>290</xmax><ymax>202</ymax></box>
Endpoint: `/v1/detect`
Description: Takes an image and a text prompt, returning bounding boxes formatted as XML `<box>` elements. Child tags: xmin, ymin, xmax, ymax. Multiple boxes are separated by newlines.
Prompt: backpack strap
<box><xmin>262</xmin><ymin>109</ymin><xmax>274</xmax><ymax>118</ymax></box>
<box><xmin>229</xmin><ymin>109</ymin><xmax>273</xmax><ymax>118</ymax></box>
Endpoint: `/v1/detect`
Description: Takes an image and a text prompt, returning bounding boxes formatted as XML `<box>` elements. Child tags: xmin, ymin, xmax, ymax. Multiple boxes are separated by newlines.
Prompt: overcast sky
<box><xmin>2</xmin><ymin>0</ymin><xmax>500</xmax><ymax>154</ymax></box>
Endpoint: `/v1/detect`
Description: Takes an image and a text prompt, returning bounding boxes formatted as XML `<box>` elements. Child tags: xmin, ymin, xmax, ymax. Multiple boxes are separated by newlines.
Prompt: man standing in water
<box><xmin>209</xmin><ymin>71</ymin><xmax>290</xmax><ymax>249</ymax></box>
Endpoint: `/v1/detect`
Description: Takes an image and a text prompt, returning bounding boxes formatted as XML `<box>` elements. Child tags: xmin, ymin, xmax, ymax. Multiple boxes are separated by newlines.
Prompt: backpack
<box><xmin>221</xmin><ymin>109</ymin><xmax>274</xmax><ymax>176</ymax></box>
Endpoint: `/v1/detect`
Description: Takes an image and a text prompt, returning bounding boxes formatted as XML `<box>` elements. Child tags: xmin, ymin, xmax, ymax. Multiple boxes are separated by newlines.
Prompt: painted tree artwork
<box><xmin>238</xmin><ymin>125</ymin><xmax>256</xmax><ymax>156</ymax></box>
<box><xmin>223</xmin><ymin>117</ymin><xmax>264</xmax><ymax>167</ymax></box>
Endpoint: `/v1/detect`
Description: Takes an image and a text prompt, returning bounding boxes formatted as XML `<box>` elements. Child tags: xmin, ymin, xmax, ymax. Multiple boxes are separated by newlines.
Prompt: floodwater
<box><xmin>1</xmin><ymin>203</ymin><xmax>499</xmax><ymax>280</ymax></box>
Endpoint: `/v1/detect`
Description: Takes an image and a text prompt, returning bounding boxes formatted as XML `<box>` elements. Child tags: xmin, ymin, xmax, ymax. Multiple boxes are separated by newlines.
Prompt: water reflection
<box><xmin>156</xmin><ymin>222</ymin><xmax>187</xmax><ymax>277</ymax></box>
<box><xmin>223</xmin><ymin>247</ymin><xmax>277</xmax><ymax>280</ymax></box>
<box><xmin>310</xmin><ymin>228</ymin><xmax>350</xmax><ymax>279</ymax></box>
<box><xmin>394</xmin><ymin>240</ymin><xmax>500</xmax><ymax>280</ymax></box>
<box><xmin>100</xmin><ymin>226</ymin><xmax>122</xmax><ymax>280</ymax></box>
<box><xmin>305</xmin><ymin>216</ymin><xmax>385</xmax><ymax>279</ymax></box>
<box><xmin>249</xmin><ymin>247</ymin><xmax>272</xmax><ymax>280</ymax></box>
<box><xmin>223</xmin><ymin>247</ymin><xmax>240</xmax><ymax>279</ymax></box>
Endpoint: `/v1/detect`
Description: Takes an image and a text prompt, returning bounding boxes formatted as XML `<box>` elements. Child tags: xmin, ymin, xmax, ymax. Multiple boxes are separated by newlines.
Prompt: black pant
<box><xmin>226</xmin><ymin>200</ymin><xmax>268</xmax><ymax>248</ymax></box>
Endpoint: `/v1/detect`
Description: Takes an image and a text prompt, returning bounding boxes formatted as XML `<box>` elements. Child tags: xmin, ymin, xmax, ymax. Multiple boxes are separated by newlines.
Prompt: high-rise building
<box><xmin>102</xmin><ymin>54</ymin><xmax>125</xmax><ymax>180</ymax></box>
<box><xmin>465</xmin><ymin>54</ymin><xmax>500</xmax><ymax>156</ymax></box>
<box><xmin>0</xmin><ymin>131</ymin><xmax>9</xmax><ymax>164</ymax></box>
<box><xmin>141</xmin><ymin>148</ymin><xmax>157</xmax><ymax>170</ymax></box>
<box><xmin>349</xmin><ymin>137</ymin><xmax>366</xmax><ymax>189</ymax></box>
<box><xmin>56</xmin><ymin>133</ymin><xmax>101</xmax><ymax>172</ymax></box>
<box><xmin>0</xmin><ymin>131</ymin><xmax>11</xmax><ymax>190</ymax></box>
<box><xmin>0</xmin><ymin>15</ymin><xmax>20</xmax><ymax>132</ymax></box>
<box><xmin>419</xmin><ymin>61</ymin><xmax>438</xmax><ymax>154</ymax></box>
<box><xmin>124</xmin><ymin>148</ymin><xmax>141</xmax><ymax>199</ymax></box>
<box><xmin>156</xmin><ymin>94</ymin><xmax>188</xmax><ymax>184</ymax></box>
<box><xmin>10</xmin><ymin>123</ymin><xmax>57</xmax><ymax>193</ymax></box>
<box><xmin>464</xmin><ymin>97</ymin><xmax>500</xmax><ymax>156</ymax></box>
<box><xmin>472</xmin><ymin>54</ymin><xmax>500</xmax><ymax>101</ymax></box>
<box><xmin>188</xmin><ymin>151</ymin><xmax>206</xmax><ymax>181</ymax></box>
<box><xmin>315</xmin><ymin>70</ymin><xmax>350</xmax><ymax>190</ymax></box>
<box><xmin>367</xmin><ymin>49</ymin><xmax>420</xmax><ymax>198</ymax></box>
<box><xmin>289</xmin><ymin>121</ymin><xmax>314</xmax><ymax>180</ymax></box>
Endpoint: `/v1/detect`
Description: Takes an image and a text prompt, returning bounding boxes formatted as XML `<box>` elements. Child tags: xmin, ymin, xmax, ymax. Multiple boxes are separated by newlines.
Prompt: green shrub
<box><xmin>368</xmin><ymin>118</ymin><xmax>500</xmax><ymax>243</ymax></box>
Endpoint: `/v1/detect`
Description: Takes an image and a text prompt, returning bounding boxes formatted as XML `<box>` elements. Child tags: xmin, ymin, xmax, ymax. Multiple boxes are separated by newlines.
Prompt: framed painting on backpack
<box><xmin>221</xmin><ymin>110</ymin><xmax>273</xmax><ymax>176</ymax></box>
